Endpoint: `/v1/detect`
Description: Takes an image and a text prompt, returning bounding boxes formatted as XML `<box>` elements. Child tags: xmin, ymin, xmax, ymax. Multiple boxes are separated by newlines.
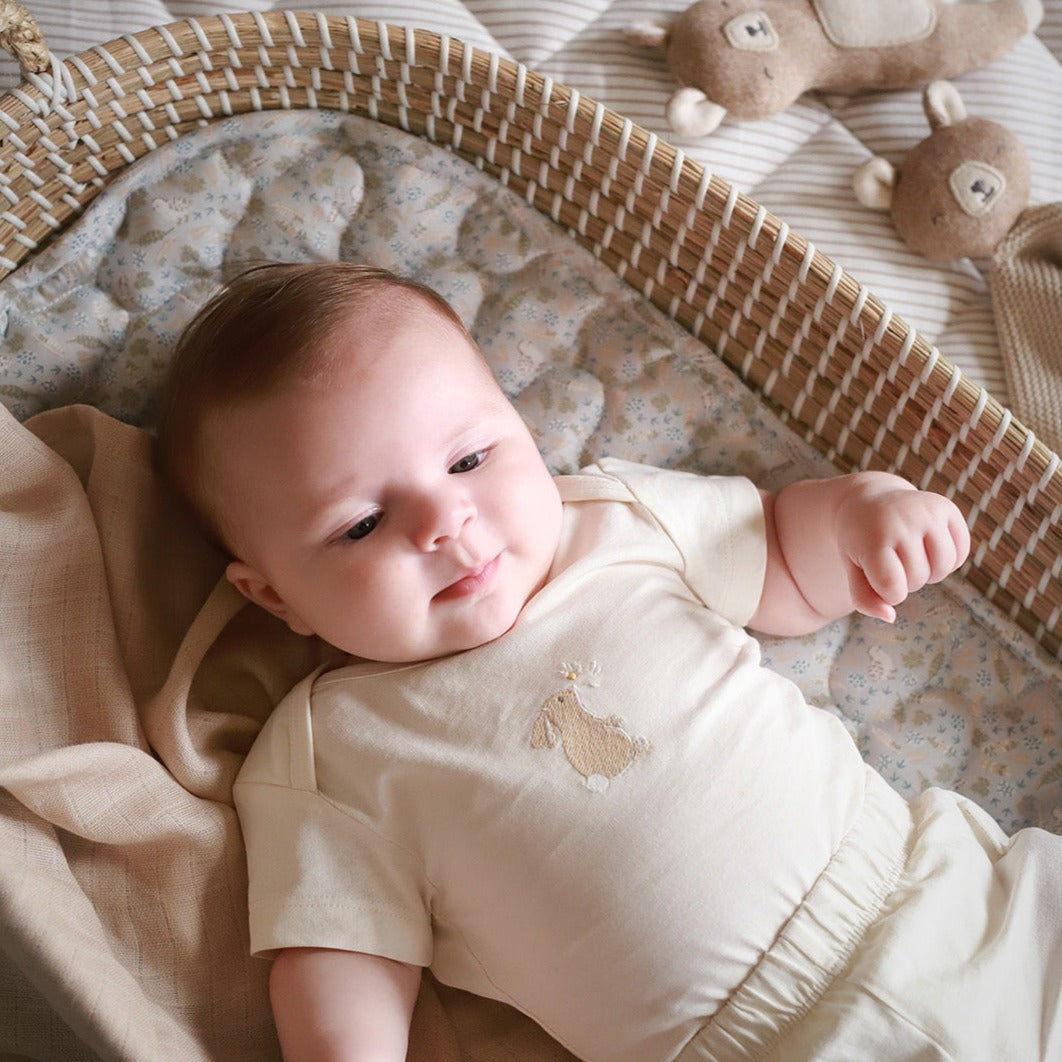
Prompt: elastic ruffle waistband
<box><xmin>677</xmin><ymin>769</ymin><xmax>912</xmax><ymax>1062</ymax></box>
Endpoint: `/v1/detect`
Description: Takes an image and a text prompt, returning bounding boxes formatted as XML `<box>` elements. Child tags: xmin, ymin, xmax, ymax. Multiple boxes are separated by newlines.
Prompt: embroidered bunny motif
<box><xmin>531</xmin><ymin>664</ymin><xmax>649</xmax><ymax>791</ymax></box>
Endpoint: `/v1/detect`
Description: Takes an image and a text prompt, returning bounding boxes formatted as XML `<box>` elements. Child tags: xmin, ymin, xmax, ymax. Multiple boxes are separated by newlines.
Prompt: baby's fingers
<box><xmin>949</xmin><ymin>508</ymin><xmax>971</xmax><ymax>571</ymax></box>
<box><xmin>847</xmin><ymin>566</ymin><xmax>897</xmax><ymax>623</ymax></box>
<box><xmin>860</xmin><ymin>547</ymin><xmax>913</xmax><ymax>608</ymax></box>
<box><xmin>923</xmin><ymin>510</ymin><xmax>971</xmax><ymax>583</ymax></box>
<box><xmin>922</xmin><ymin>530</ymin><xmax>957</xmax><ymax>584</ymax></box>
<box><xmin>847</xmin><ymin>549</ymin><xmax>913</xmax><ymax>623</ymax></box>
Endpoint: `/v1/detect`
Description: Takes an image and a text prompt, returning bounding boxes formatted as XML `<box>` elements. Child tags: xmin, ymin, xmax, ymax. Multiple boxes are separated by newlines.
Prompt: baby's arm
<box><xmin>268</xmin><ymin>947</ymin><xmax>421</xmax><ymax>1061</ymax></box>
<box><xmin>750</xmin><ymin>471</ymin><xmax>970</xmax><ymax>637</ymax></box>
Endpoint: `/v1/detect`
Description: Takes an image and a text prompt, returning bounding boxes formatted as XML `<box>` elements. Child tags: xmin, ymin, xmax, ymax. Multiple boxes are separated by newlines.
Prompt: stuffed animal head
<box><xmin>853</xmin><ymin>81</ymin><xmax>1031</xmax><ymax>260</ymax></box>
<box><xmin>626</xmin><ymin>0</ymin><xmax>1042</xmax><ymax>137</ymax></box>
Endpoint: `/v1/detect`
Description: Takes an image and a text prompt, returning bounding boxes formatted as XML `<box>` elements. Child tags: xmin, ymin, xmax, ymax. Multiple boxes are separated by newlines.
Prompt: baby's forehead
<box><xmin>341</xmin><ymin>283</ymin><xmax>459</xmax><ymax>334</ymax></box>
<box><xmin>324</xmin><ymin>298</ymin><xmax>489</xmax><ymax>375</ymax></box>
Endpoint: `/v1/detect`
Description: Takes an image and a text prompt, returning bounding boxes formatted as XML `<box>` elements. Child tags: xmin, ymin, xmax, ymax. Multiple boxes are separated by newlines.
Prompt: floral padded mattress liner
<box><xmin>2</xmin><ymin>107</ymin><xmax>1057</xmax><ymax>832</ymax></box>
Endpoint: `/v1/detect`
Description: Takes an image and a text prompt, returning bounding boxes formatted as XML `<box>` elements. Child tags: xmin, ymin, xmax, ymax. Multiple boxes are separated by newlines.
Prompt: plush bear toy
<box><xmin>626</xmin><ymin>0</ymin><xmax>1042</xmax><ymax>138</ymax></box>
<box><xmin>854</xmin><ymin>80</ymin><xmax>1062</xmax><ymax>455</ymax></box>
<box><xmin>852</xmin><ymin>80</ymin><xmax>1031</xmax><ymax>260</ymax></box>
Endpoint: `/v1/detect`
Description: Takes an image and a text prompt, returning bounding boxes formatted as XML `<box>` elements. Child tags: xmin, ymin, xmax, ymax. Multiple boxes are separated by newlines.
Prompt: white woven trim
<box><xmin>747</xmin><ymin>203</ymin><xmax>766</xmax><ymax>250</ymax></box>
<box><xmin>811</xmin><ymin>260</ymin><xmax>843</xmax><ymax>325</ymax></box>
<box><xmin>218</xmin><ymin>13</ymin><xmax>241</xmax><ymax>49</ymax></box>
<box><xmin>626</xmin><ymin>130</ymin><xmax>656</xmax><ymax>221</ymax></box>
<box><xmin>187</xmin><ymin>17</ymin><xmax>211</xmax><ymax>53</ymax></box>
<box><xmin>462</xmin><ymin>35</ymin><xmax>475</xmax><ymax>88</ymax></box>
<box><xmin>825</xmin><ymin>307</ymin><xmax>892</xmax><ymax>468</ymax></box>
<box><xmin>720</xmin><ymin>182</ymin><xmax>738</xmax><ymax>228</ymax></box>
<box><xmin>965</xmin><ymin>408</ymin><xmax>1014</xmax><ymax>546</ymax></box>
<box><xmin>705</xmin><ymin>188</ymin><xmax>737</xmax><ymax>311</ymax></box>
<box><xmin>314</xmin><ymin>12</ymin><xmax>332</xmax><ymax>51</ymax></box>
<box><xmin>374</xmin><ymin>19</ymin><xmax>392</xmax><ymax>61</ymax></box>
<box><xmin>983</xmin><ymin>504</ymin><xmax>1061</xmax><ymax>636</ymax></box>
<box><xmin>513</xmin><ymin>60</ymin><xmax>526</xmax><ymax>106</ymax></box>
<box><xmin>563</xmin><ymin>85</ymin><xmax>579</xmax><ymax>135</ymax></box>
<box><xmin>585</xmin><ymin>100</ymin><xmax>604</xmax><ymax>163</ymax></box>
<box><xmin>859</xmin><ymin>328</ymin><xmax>915</xmax><ymax>470</ymax></box>
<box><xmin>897</xmin><ymin>345</ymin><xmax>945</xmax><ymax>468</ymax></box>
<box><xmin>651</xmin><ymin>152</ymin><xmax>678</xmax><ymax>238</ymax></box>
<box><xmin>802</xmin><ymin>315</ymin><xmax>850</xmax><ymax>439</ymax></box>
<box><xmin>285</xmin><ymin>10</ymin><xmax>308</xmax><ymax>47</ymax></box>
<box><xmin>754</xmin><ymin>225</ymin><xmax>791</xmax><ymax>393</ymax></box>
<box><xmin>122</xmin><ymin>33</ymin><xmax>153</xmax><ymax>65</ymax></box>
<box><xmin>616</xmin><ymin>116</ymin><xmax>632</xmax><ymax>163</ymax></box>
<box><xmin>986</xmin><ymin>435</ymin><xmax>1039</xmax><ymax>566</ymax></box>
<box><xmin>246</xmin><ymin>11</ymin><xmax>269</xmax><ymax>47</ymax></box>
<box><xmin>995</xmin><ymin>443</ymin><xmax>1050</xmax><ymax>592</ymax></box>
<box><xmin>672</xmin><ymin>169</ymin><xmax>713</xmax><ymax>287</ymax></box>
<box><xmin>782</xmin><ymin>243</ymin><xmax>820</xmax><ymax>426</ymax></box>
<box><xmin>697</xmin><ymin>202</ymin><xmax>730</xmax><ymax>342</ymax></box>
<box><xmin>919</xmin><ymin>359</ymin><xmax>965</xmax><ymax>494</ymax></box>
<box><xmin>846</xmin><ymin>285</ymin><xmax>868</xmax><ymax>325</ymax></box>
<box><xmin>486</xmin><ymin>49</ymin><xmax>499</xmax><ymax>95</ymax></box>
<box><xmin>769</xmin><ymin>276</ymin><xmax>801</xmax><ymax>395</ymax></box>
<box><xmin>344</xmin><ymin>15</ymin><xmax>363</xmax><ymax>56</ymax></box>
<box><xmin>1043</xmin><ymin>604</ymin><xmax>1061</xmax><ymax>645</ymax></box>
<box><xmin>22</xmin><ymin>53</ymin><xmax>80</xmax><ymax>107</ymax></box>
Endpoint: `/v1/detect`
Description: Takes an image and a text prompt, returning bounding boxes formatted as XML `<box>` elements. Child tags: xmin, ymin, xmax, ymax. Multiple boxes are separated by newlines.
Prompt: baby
<box><xmin>157</xmin><ymin>261</ymin><xmax>1061</xmax><ymax>1062</ymax></box>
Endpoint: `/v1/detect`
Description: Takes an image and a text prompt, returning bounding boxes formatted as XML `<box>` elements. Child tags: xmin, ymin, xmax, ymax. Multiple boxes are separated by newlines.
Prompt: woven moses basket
<box><xmin>0</xmin><ymin>4</ymin><xmax>1059</xmax><ymax>659</ymax></box>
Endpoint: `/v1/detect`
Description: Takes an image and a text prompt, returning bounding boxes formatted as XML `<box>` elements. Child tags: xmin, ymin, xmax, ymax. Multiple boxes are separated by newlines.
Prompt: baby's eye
<box><xmin>344</xmin><ymin>513</ymin><xmax>381</xmax><ymax>541</ymax></box>
<box><xmin>449</xmin><ymin>450</ymin><xmax>485</xmax><ymax>474</ymax></box>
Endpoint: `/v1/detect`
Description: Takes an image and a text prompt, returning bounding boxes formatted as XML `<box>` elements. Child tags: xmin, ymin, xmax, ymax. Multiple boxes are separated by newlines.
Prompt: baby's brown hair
<box><xmin>155</xmin><ymin>261</ymin><xmax>472</xmax><ymax>550</ymax></box>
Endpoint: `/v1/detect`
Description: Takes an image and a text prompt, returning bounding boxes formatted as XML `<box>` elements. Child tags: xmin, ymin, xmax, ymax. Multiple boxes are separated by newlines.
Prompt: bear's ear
<box><xmin>923</xmin><ymin>80</ymin><xmax>967</xmax><ymax>131</ymax></box>
<box><xmin>852</xmin><ymin>156</ymin><xmax>897</xmax><ymax>210</ymax></box>
<box><xmin>624</xmin><ymin>20</ymin><xmax>670</xmax><ymax>50</ymax></box>
<box><xmin>666</xmin><ymin>87</ymin><xmax>727</xmax><ymax>137</ymax></box>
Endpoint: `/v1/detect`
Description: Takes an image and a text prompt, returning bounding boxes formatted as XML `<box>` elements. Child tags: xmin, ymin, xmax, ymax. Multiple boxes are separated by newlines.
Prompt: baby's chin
<box><xmin>327</xmin><ymin>616</ymin><xmax>513</xmax><ymax>665</ymax></box>
<box><xmin>402</xmin><ymin>611</ymin><xmax>528</xmax><ymax>663</ymax></box>
<box><xmin>328</xmin><ymin>560</ymin><xmax>547</xmax><ymax>662</ymax></box>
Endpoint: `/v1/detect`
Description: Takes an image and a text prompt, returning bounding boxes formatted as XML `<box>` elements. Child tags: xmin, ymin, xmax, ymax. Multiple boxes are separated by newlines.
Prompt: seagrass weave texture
<box><xmin>0</xmin><ymin>9</ymin><xmax>1058</xmax><ymax>656</ymax></box>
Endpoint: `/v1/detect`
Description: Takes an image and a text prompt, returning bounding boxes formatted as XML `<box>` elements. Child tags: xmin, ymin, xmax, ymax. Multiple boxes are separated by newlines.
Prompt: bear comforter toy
<box><xmin>627</xmin><ymin>0</ymin><xmax>1043</xmax><ymax>137</ymax></box>
<box><xmin>855</xmin><ymin>80</ymin><xmax>1062</xmax><ymax>454</ymax></box>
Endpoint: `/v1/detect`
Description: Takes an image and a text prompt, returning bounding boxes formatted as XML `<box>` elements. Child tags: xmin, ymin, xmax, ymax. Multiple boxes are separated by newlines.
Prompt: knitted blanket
<box><xmin>992</xmin><ymin>201</ymin><xmax>1062</xmax><ymax>453</ymax></box>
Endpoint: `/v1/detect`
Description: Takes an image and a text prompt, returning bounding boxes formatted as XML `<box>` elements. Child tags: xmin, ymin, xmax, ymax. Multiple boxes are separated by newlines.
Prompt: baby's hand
<box><xmin>834</xmin><ymin>481</ymin><xmax>971</xmax><ymax>623</ymax></box>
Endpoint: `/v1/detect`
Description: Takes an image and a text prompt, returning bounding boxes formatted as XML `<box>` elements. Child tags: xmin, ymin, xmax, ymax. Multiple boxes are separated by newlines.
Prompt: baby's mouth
<box><xmin>433</xmin><ymin>555</ymin><xmax>500</xmax><ymax>603</ymax></box>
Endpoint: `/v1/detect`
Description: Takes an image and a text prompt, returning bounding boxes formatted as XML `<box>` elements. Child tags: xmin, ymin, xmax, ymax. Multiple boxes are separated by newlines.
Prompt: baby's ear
<box><xmin>225</xmin><ymin>560</ymin><xmax>314</xmax><ymax>636</ymax></box>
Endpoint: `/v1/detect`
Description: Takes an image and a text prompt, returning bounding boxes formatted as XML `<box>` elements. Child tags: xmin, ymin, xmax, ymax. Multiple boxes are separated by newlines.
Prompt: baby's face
<box><xmin>209</xmin><ymin>303</ymin><xmax>563</xmax><ymax>662</ymax></box>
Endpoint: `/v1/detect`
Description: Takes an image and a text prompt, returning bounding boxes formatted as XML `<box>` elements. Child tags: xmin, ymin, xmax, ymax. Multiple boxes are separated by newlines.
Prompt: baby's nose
<box><xmin>413</xmin><ymin>490</ymin><xmax>475</xmax><ymax>551</ymax></box>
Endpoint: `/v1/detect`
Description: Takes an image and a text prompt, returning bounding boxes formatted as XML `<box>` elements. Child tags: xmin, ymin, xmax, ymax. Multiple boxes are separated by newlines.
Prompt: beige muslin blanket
<box><xmin>0</xmin><ymin>402</ymin><xmax>574</xmax><ymax>1061</ymax></box>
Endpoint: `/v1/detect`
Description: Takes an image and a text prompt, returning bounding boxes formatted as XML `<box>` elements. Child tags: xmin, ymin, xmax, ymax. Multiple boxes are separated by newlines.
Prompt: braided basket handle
<box><xmin>0</xmin><ymin>0</ymin><xmax>49</xmax><ymax>73</ymax></box>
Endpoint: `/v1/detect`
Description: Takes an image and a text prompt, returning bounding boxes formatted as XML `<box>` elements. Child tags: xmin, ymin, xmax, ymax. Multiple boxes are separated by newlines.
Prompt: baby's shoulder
<box><xmin>235</xmin><ymin>668</ymin><xmax>322</xmax><ymax>792</ymax></box>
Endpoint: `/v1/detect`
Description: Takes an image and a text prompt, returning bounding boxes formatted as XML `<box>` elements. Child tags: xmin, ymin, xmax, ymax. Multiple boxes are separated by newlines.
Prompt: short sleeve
<box><xmin>594</xmin><ymin>458</ymin><xmax>766</xmax><ymax>627</ymax></box>
<box><xmin>233</xmin><ymin>676</ymin><xmax>433</xmax><ymax>964</ymax></box>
